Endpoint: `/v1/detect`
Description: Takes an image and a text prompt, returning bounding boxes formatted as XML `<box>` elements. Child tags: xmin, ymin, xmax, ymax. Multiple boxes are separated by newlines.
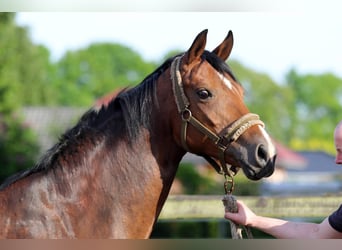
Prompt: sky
<box><xmin>16</xmin><ymin>12</ymin><xmax>342</xmax><ymax>83</ymax></box>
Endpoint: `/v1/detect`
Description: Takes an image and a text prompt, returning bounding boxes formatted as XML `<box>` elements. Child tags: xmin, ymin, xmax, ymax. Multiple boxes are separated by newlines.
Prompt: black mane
<box><xmin>0</xmin><ymin>51</ymin><xmax>236</xmax><ymax>190</ymax></box>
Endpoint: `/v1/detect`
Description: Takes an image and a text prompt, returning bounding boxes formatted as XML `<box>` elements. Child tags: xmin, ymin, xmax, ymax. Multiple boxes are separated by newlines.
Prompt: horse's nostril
<box><xmin>256</xmin><ymin>144</ymin><xmax>268</xmax><ymax>167</ymax></box>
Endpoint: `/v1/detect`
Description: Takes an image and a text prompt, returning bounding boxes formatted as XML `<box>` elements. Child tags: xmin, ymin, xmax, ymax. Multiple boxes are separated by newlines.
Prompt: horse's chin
<box><xmin>241</xmin><ymin>161</ymin><xmax>275</xmax><ymax>181</ymax></box>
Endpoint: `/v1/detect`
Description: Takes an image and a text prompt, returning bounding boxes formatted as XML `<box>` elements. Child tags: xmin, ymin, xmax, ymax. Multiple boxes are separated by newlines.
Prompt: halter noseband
<box><xmin>171</xmin><ymin>55</ymin><xmax>265</xmax><ymax>179</ymax></box>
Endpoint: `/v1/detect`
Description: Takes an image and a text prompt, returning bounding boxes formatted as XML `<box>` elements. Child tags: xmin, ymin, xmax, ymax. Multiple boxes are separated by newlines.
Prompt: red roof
<box><xmin>273</xmin><ymin>140</ymin><xmax>307</xmax><ymax>169</ymax></box>
<box><xmin>95</xmin><ymin>88</ymin><xmax>129</xmax><ymax>108</ymax></box>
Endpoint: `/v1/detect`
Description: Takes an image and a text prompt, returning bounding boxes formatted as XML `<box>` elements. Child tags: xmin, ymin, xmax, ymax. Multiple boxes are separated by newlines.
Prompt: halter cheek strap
<box><xmin>170</xmin><ymin>55</ymin><xmax>265</xmax><ymax>179</ymax></box>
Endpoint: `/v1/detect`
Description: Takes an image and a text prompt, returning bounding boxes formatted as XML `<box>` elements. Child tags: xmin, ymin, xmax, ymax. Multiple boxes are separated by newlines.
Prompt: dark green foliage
<box><xmin>0</xmin><ymin>114</ymin><xmax>39</xmax><ymax>183</ymax></box>
<box><xmin>176</xmin><ymin>163</ymin><xmax>217</xmax><ymax>194</ymax></box>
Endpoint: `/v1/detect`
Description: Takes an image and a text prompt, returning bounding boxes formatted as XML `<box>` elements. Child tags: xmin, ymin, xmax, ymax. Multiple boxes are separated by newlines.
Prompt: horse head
<box><xmin>170</xmin><ymin>29</ymin><xmax>276</xmax><ymax>181</ymax></box>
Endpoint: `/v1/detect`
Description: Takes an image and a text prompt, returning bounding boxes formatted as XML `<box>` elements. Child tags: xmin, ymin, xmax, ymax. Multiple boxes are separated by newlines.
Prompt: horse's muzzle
<box><xmin>243</xmin><ymin>154</ymin><xmax>276</xmax><ymax>181</ymax></box>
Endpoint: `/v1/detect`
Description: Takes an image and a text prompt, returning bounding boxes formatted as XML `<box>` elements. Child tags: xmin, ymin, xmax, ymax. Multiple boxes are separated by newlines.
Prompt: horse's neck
<box><xmin>64</xmin><ymin>128</ymin><xmax>183</xmax><ymax>234</ymax></box>
<box><xmin>90</xmin><ymin>130</ymin><xmax>184</xmax><ymax>238</ymax></box>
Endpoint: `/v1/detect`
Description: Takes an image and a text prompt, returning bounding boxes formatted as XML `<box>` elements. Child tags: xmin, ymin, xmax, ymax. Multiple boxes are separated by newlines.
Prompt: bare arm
<box><xmin>224</xmin><ymin>200</ymin><xmax>342</xmax><ymax>239</ymax></box>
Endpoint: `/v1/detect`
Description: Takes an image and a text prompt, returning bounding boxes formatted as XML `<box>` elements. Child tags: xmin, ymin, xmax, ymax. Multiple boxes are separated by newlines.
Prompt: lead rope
<box><xmin>222</xmin><ymin>175</ymin><xmax>253</xmax><ymax>239</ymax></box>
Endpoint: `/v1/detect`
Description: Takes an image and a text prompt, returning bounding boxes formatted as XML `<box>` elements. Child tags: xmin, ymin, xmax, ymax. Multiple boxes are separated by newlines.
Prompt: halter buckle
<box><xmin>216</xmin><ymin>136</ymin><xmax>232</xmax><ymax>151</ymax></box>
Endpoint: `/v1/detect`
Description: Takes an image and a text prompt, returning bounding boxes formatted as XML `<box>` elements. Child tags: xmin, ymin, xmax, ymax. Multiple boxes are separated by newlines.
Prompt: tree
<box><xmin>0</xmin><ymin>112</ymin><xmax>39</xmax><ymax>182</ymax></box>
<box><xmin>0</xmin><ymin>13</ymin><xmax>57</xmax><ymax>107</ymax></box>
<box><xmin>0</xmin><ymin>13</ymin><xmax>41</xmax><ymax>182</ymax></box>
<box><xmin>53</xmin><ymin>43</ymin><xmax>157</xmax><ymax>106</ymax></box>
<box><xmin>286</xmin><ymin>69</ymin><xmax>342</xmax><ymax>152</ymax></box>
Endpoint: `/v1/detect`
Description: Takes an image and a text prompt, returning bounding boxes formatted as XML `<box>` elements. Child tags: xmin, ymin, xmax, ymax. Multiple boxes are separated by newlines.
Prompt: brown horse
<box><xmin>0</xmin><ymin>30</ymin><xmax>276</xmax><ymax>238</ymax></box>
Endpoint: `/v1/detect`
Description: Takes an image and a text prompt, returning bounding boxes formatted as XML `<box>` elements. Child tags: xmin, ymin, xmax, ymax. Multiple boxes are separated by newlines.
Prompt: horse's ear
<box><xmin>212</xmin><ymin>30</ymin><xmax>234</xmax><ymax>61</ymax></box>
<box><xmin>184</xmin><ymin>29</ymin><xmax>208</xmax><ymax>65</ymax></box>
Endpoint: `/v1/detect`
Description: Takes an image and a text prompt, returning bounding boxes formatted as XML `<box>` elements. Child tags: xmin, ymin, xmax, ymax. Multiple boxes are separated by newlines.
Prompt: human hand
<box><xmin>224</xmin><ymin>200</ymin><xmax>256</xmax><ymax>226</ymax></box>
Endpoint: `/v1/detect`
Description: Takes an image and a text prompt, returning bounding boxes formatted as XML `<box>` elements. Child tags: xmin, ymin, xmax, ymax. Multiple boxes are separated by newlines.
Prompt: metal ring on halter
<box><xmin>181</xmin><ymin>108</ymin><xmax>192</xmax><ymax>122</ymax></box>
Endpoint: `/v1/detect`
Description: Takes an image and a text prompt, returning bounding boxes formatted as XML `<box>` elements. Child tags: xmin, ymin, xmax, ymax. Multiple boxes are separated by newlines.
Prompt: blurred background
<box><xmin>0</xmin><ymin>12</ymin><xmax>341</xmax><ymax>238</ymax></box>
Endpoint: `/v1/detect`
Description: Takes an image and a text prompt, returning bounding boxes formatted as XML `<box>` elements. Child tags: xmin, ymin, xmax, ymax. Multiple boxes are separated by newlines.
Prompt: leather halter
<box><xmin>170</xmin><ymin>55</ymin><xmax>265</xmax><ymax>178</ymax></box>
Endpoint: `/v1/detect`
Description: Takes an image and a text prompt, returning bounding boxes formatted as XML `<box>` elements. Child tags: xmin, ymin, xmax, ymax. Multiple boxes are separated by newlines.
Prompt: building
<box><xmin>261</xmin><ymin>148</ymin><xmax>342</xmax><ymax>196</ymax></box>
<box><xmin>21</xmin><ymin>106</ymin><xmax>86</xmax><ymax>156</ymax></box>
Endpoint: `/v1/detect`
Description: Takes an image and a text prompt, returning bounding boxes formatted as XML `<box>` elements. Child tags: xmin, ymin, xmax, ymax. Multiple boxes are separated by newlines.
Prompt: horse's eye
<box><xmin>197</xmin><ymin>89</ymin><xmax>212</xmax><ymax>100</ymax></box>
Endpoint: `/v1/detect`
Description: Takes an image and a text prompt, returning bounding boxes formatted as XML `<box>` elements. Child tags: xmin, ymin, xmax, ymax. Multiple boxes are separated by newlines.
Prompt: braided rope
<box><xmin>224</xmin><ymin>114</ymin><xmax>264</xmax><ymax>142</ymax></box>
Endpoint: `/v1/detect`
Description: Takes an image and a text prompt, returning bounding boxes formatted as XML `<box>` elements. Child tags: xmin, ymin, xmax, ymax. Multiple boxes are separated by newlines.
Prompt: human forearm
<box><xmin>249</xmin><ymin>216</ymin><xmax>321</xmax><ymax>239</ymax></box>
<box><xmin>224</xmin><ymin>200</ymin><xmax>329</xmax><ymax>239</ymax></box>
